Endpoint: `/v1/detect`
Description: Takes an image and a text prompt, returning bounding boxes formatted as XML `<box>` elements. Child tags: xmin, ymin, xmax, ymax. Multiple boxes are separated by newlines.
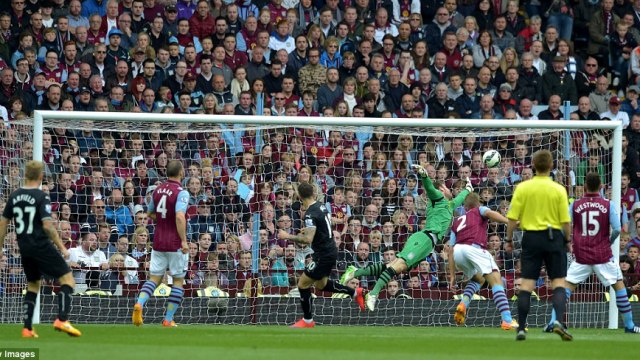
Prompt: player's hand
<box><xmin>181</xmin><ymin>242</ymin><xmax>189</xmax><ymax>254</ymax></box>
<box><xmin>278</xmin><ymin>230</ymin><xmax>290</xmax><ymax>240</ymax></box>
<box><xmin>411</xmin><ymin>164</ymin><xmax>427</xmax><ymax>177</ymax></box>
<box><xmin>465</xmin><ymin>177</ymin><xmax>474</xmax><ymax>193</ymax></box>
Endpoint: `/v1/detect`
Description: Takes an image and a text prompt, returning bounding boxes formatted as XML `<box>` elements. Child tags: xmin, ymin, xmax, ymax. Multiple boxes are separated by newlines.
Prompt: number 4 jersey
<box><xmin>148</xmin><ymin>179</ymin><xmax>190</xmax><ymax>252</ymax></box>
<box><xmin>2</xmin><ymin>188</ymin><xmax>53</xmax><ymax>252</ymax></box>
<box><xmin>570</xmin><ymin>193</ymin><xmax>621</xmax><ymax>265</ymax></box>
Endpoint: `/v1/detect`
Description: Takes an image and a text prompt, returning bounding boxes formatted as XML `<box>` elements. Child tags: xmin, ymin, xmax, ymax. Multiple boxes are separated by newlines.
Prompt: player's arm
<box><xmin>506</xmin><ymin>219</ymin><xmax>518</xmax><ymax>243</ymax></box>
<box><xmin>412</xmin><ymin>164</ymin><xmax>443</xmax><ymax>201</ymax></box>
<box><xmin>447</xmin><ymin>234</ymin><xmax>457</xmax><ymax>289</ymax></box>
<box><xmin>43</xmin><ymin>219</ymin><xmax>69</xmax><ymax>259</ymax></box>
<box><xmin>147</xmin><ymin>195</ymin><xmax>156</xmax><ymax>221</ymax></box>
<box><xmin>0</xmin><ymin>216</ymin><xmax>9</xmax><ymax>249</ymax></box>
<box><xmin>559</xmin><ymin>188</ymin><xmax>571</xmax><ymax>244</ymax></box>
<box><xmin>279</xmin><ymin>226</ymin><xmax>315</xmax><ymax>245</ymax></box>
<box><xmin>479</xmin><ymin>206</ymin><xmax>508</xmax><ymax>224</ymax></box>
<box><xmin>609</xmin><ymin>201</ymin><xmax>622</xmax><ymax>244</ymax></box>
<box><xmin>176</xmin><ymin>190</ymin><xmax>190</xmax><ymax>253</ymax></box>
<box><xmin>451</xmin><ymin>188</ymin><xmax>470</xmax><ymax>208</ymax></box>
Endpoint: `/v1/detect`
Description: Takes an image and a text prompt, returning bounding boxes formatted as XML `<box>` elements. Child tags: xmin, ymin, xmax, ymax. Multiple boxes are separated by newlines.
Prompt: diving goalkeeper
<box><xmin>342</xmin><ymin>164</ymin><xmax>472</xmax><ymax>310</ymax></box>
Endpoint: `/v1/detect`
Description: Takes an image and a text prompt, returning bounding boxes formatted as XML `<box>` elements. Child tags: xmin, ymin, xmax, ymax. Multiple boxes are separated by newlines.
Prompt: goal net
<box><xmin>0</xmin><ymin>112</ymin><xmax>623</xmax><ymax>328</ymax></box>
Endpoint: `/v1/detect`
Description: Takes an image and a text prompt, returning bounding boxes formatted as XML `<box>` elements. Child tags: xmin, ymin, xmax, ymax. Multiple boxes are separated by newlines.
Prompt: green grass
<box><xmin>0</xmin><ymin>324</ymin><xmax>637</xmax><ymax>360</ymax></box>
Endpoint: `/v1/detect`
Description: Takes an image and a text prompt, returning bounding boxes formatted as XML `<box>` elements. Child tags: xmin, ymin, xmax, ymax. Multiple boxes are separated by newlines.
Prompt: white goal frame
<box><xmin>33</xmin><ymin>110</ymin><xmax>624</xmax><ymax>329</ymax></box>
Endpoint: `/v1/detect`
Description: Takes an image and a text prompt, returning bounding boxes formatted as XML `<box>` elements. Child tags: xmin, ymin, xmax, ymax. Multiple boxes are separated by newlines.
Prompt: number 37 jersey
<box><xmin>2</xmin><ymin>188</ymin><xmax>52</xmax><ymax>251</ymax></box>
<box><xmin>148</xmin><ymin>179</ymin><xmax>190</xmax><ymax>252</ymax></box>
<box><xmin>570</xmin><ymin>194</ymin><xmax>621</xmax><ymax>265</ymax></box>
<box><xmin>304</xmin><ymin>201</ymin><xmax>336</xmax><ymax>256</ymax></box>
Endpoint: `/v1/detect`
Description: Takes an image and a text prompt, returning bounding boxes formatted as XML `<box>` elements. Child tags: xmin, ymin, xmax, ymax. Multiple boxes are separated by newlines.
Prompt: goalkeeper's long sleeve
<box><xmin>421</xmin><ymin>176</ymin><xmax>443</xmax><ymax>202</ymax></box>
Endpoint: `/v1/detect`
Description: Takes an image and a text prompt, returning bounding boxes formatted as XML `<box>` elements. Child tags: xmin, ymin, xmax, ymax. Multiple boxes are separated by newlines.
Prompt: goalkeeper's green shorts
<box><xmin>397</xmin><ymin>230</ymin><xmax>436</xmax><ymax>270</ymax></box>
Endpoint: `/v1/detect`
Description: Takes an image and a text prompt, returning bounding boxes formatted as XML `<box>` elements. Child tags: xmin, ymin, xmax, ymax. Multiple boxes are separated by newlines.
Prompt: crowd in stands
<box><xmin>1</xmin><ymin>0</ymin><xmax>640</xmax><ymax>298</ymax></box>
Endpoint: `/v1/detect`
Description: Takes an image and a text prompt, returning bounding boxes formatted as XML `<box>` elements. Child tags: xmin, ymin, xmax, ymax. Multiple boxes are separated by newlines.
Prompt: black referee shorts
<box><xmin>520</xmin><ymin>229</ymin><xmax>567</xmax><ymax>280</ymax></box>
<box><xmin>21</xmin><ymin>245</ymin><xmax>71</xmax><ymax>282</ymax></box>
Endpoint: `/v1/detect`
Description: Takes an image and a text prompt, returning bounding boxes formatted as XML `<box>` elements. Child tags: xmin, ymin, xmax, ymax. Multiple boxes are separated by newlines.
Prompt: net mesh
<box><xmin>0</xmin><ymin>115</ymin><xmax>622</xmax><ymax>328</ymax></box>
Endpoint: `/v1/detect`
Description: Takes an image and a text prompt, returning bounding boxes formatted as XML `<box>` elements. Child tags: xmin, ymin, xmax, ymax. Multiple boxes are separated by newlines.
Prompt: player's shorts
<box><xmin>149</xmin><ymin>249</ymin><xmax>188</xmax><ymax>278</ymax></box>
<box><xmin>398</xmin><ymin>230</ymin><xmax>436</xmax><ymax>270</ymax></box>
<box><xmin>520</xmin><ymin>229</ymin><xmax>567</xmax><ymax>280</ymax></box>
<box><xmin>304</xmin><ymin>252</ymin><xmax>336</xmax><ymax>281</ymax></box>
<box><xmin>453</xmin><ymin>244</ymin><xmax>499</xmax><ymax>279</ymax></box>
<box><xmin>22</xmin><ymin>245</ymin><xmax>71</xmax><ymax>282</ymax></box>
<box><xmin>566</xmin><ymin>258</ymin><xmax>622</xmax><ymax>287</ymax></box>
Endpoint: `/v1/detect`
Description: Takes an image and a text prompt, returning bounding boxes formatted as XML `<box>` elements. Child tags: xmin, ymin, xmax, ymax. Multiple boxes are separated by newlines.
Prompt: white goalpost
<box><xmin>4</xmin><ymin>110</ymin><xmax>623</xmax><ymax>328</ymax></box>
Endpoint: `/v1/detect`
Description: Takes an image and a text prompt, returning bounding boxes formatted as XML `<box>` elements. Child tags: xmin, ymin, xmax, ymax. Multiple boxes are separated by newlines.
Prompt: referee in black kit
<box><xmin>506</xmin><ymin>150</ymin><xmax>573</xmax><ymax>341</ymax></box>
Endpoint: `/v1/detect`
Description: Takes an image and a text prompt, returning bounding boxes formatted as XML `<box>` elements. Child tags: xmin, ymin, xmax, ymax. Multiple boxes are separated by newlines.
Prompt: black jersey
<box><xmin>303</xmin><ymin>201</ymin><xmax>336</xmax><ymax>256</ymax></box>
<box><xmin>2</xmin><ymin>188</ymin><xmax>53</xmax><ymax>251</ymax></box>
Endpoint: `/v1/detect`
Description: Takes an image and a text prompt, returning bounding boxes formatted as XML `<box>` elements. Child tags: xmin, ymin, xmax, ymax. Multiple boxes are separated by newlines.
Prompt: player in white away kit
<box><xmin>546</xmin><ymin>172</ymin><xmax>640</xmax><ymax>334</ymax></box>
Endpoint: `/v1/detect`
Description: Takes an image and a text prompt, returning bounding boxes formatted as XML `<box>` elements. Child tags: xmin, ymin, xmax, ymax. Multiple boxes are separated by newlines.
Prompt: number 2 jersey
<box><xmin>570</xmin><ymin>193</ymin><xmax>621</xmax><ymax>265</ymax></box>
<box><xmin>2</xmin><ymin>188</ymin><xmax>53</xmax><ymax>252</ymax></box>
<box><xmin>449</xmin><ymin>206</ymin><xmax>490</xmax><ymax>248</ymax></box>
<box><xmin>304</xmin><ymin>201</ymin><xmax>337</xmax><ymax>258</ymax></box>
<box><xmin>148</xmin><ymin>179</ymin><xmax>189</xmax><ymax>252</ymax></box>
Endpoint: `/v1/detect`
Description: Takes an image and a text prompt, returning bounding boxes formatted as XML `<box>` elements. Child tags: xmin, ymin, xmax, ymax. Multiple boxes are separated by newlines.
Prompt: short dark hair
<box><xmin>297</xmin><ymin>182</ymin><xmax>315</xmax><ymax>200</ymax></box>
<box><xmin>166</xmin><ymin>159</ymin><xmax>183</xmax><ymax>178</ymax></box>
<box><xmin>584</xmin><ymin>172</ymin><xmax>601</xmax><ymax>193</ymax></box>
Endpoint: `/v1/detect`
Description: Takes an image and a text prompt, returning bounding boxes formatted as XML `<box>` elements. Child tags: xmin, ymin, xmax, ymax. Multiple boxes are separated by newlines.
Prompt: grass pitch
<box><xmin>0</xmin><ymin>324</ymin><xmax>636</xmax><ymax>360</ymax></box>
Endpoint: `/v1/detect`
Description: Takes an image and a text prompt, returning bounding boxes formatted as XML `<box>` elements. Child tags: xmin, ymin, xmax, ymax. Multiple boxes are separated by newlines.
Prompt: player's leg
<box><xmin>316</xmin><ymin>275</ymin><xmax>365</xmax><ymax>311</ymax></box>
<box><xmin>452</xmin><ymin>245</ymin><xmax>484</xmax><ymax>325</ymax></box>
<box><xmin>596</xmin><ymin>261</ymin><xmax>640</xmax><ymax>333</ymax></box>
<box><xmin>612</xmin><ymin>280</ymin><xmax>640</xmax><ymax>333</ymax></box>
<box><xmin>291</xmin><ymin>273</ymin><xmax>317</xmax><ymax>328</ymax></box>
<box><xmin>162</xmin><ymin>251</ymin><xmax>188</xmax><ymax>327</ymax></box>
<box><xmin>343</xmin><ymin>262</ymin><xmax>387</xmax><ymax>284</ymax></box>
<box><xmin>52</xmin><ymin>272</ymin><xmax>82</xmax><ymax>336</ymax></box>
<box><xmin>544</xmin><ymin>239</ymin><xmax>572</xmax><ymax>341</ymax></box>
<box><xmin>516</xmin><ymin>235</ymin><xmax>545</xmax><ymax>340</ymax></box>
<box><xmin>547</xmin><ymin>261</ymin><xmax>585</xmax><ymax>331</ymax></box>
<box><xmin>38</xmin><ymin>249</ymin><xmax>81</xmax><ymax>337</ymax></box>
<box><xmin>367</xmin><ymin>231</ymin><xmax>433</xmax><ymax>310</ymax></box>
<box><xmin>133</xmin><ymin>250</ymin><xmax>164</xmax><ymax>326</ymax></box>
<box><xmin>20</xmin><ymin>256</ymin><xmax>41</xmax><ymax>338</ymax></box>
<box><xmin>22</xmin><ymin>280</ymin><xmax>40</xmax><ymax>338</ymax></box>
<box><xmin>484</xmin><ymin>271</ymin><xmax>517</xmax><ymax>330</ymax></box>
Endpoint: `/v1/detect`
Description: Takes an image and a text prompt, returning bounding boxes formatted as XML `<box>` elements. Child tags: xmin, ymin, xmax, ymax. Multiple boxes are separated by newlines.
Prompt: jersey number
<box><xmin>157</xmin><ymin>195</ymin><xmax>168</xmax><ymax>219</ymax></box>
<box><xmin>580</xmin><ymin>211</ymin><xmax>600</xmax><ymax>237</ymax></box>
<box><xmin>13</xmin><ymin>206</ymin><xmax>36</xmax><ymax>235</ymax></box>
<box><xmin>324</xmin><ymin>213</ymin><xmax>332</xmax><ymax>234</ymax></box>
<box><xmin>455</xmin><ymin>215</ymin><xmax>467</xmax><ymax>233</ymax></box>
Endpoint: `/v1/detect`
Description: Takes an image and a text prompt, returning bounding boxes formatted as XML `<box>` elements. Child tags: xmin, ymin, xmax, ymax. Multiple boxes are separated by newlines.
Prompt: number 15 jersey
<box><xmin>148</xmin><ymin>179</ymin><xmax>190</xmax><ymax>252</ymax></box>
<box><xmin>570</xmin><ymin>193</ymin><xmax>621</xmax><ymax>265</ymax></box>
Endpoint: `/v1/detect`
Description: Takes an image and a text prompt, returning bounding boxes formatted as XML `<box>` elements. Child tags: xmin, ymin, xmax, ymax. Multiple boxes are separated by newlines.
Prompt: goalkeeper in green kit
<box><xmin>341</xmin><ymin>164</ymin><xmax>473</xmax><ymax>311</ymax></box>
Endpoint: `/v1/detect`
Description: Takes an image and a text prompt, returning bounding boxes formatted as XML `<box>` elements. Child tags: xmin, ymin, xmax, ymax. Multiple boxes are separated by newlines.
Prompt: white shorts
<box><xmin>566</xmin><ymin>258</ymin><xmax>622</xmax><ymax>287</ymax></box>
<box><xmin>149</xmin><ymin>250</ymin><xmax>188</xmax><ymax>278</ymax></box>
<box><xmin>453</xmin><ymin>244</ymin><xmax>499</xmax><ymax>280</ymax></box>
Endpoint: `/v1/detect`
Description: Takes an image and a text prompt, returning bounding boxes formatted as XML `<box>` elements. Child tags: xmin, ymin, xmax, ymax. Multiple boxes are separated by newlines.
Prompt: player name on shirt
<box><xmin>155</xmin><ymin>188</ymin><xmax>175</xmax><ymax>196</ymax></box>
<box><xmin>573</xmin><ymin>201</ymin><xmax>608</xmax><ymax>214</ymax></box>
<box><xmin>12</xmin><ymin>194</ymin><xmax>37</xmax><ymax>205</ymax></box>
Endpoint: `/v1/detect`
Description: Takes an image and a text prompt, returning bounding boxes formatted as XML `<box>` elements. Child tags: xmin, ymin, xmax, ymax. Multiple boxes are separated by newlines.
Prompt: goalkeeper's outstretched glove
<box><xmin>465</xmin><ymin>177</ymin><xmax>474</xmax><ymax>193</ymax></box>
<box><xmin>411</xmin><ymin>164</ymin><xmax>427</xmax><ymax>178</ymax></box>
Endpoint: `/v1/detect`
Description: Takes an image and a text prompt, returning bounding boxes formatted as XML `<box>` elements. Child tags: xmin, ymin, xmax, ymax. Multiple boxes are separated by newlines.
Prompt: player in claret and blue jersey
<box><xmin>546</xmin><ymin>172</ymin><xmax>640</xmax><ymax>334</ymax></box>
<box><xmin>132</xmin><ymin>160</ymin><xmax>190</xmax><ymax>327</ymax></box>
<box><xmin>449</xmin><ymin>192</ymin><xmax>518</xmax><ymax>331</ymax></box>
